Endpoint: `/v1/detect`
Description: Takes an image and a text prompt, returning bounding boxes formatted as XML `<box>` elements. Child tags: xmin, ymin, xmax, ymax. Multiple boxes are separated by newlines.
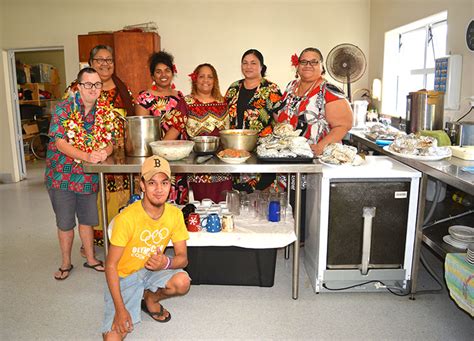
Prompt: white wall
<box><xmin>0</xmin><ymin>0</ymin><xmax>371</xmax><ymax>182</ymax></box>
<box><xmin>369</xmin><ymin>0</ymin><xmax>474</xmax><ymax>122</ymax></box>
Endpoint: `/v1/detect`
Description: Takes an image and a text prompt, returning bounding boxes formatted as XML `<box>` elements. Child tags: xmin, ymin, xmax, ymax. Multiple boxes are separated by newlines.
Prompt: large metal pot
<box><xmin>219</xmin><ymin>129</ymin><xmax>258</xmax><ymax>152</ymax></box>
<box><xmin>125</xmin><ymin>116</ymin><xmax>161</xmax><ymax>157</ymax></box>
<box><xmin>406</xmin><ymin>90</ymin><xmax>444</xmax><ymax>134</ymax></box>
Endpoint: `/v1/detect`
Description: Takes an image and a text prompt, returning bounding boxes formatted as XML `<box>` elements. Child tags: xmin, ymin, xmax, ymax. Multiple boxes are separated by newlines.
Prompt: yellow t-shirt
<box><xmin>110</xmin><ymin>201</ymin><xmax>189</xmax><ymax>278</ymax></box>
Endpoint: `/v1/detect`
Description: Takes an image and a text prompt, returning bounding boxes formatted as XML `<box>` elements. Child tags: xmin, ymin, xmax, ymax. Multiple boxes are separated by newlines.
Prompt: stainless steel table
<box><xmin>350</xmin><ymin>130</ymin><xmax>474</xmax><ymax>298</ymax></box>
<box><xmin>84</xmin><ymin>153</ymin><xmax>322</xmax><ymax>299</ymax></box>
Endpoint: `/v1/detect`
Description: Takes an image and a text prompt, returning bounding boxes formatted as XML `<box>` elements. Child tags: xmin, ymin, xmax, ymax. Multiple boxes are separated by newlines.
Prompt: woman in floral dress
<box><xmin>224</xmin><ymin>49</ymin><xmax>282</xmax><ymax>192</ymax></box>
<box><xmin>136</xmin><ymin>51</ymin><xmax>189</xmax><ymax>204</ymax></box>
<box><xmin>185</xmin><ymin>63</ymin><xmax>232</xmax><ymax>202</ymax></box>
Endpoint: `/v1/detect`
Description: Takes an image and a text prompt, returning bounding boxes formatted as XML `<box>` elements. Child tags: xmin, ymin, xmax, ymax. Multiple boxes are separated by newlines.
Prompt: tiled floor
<box><xmin>0</xmin><ymin>160</ymin><xmax>472</xmax><ymax>340</ymax></box>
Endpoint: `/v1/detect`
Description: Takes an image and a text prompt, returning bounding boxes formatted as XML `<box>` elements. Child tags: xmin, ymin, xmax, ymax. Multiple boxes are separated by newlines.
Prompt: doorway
<box><xmin>7</xmin><ymin>46</ymin><xmax>66</xmax><ymax>180</ymax></box>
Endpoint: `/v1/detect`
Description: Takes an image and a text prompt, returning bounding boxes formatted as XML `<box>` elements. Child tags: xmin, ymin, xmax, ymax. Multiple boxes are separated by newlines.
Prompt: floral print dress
<box><xmin>136</xmin><ymin>91</ymin><xmax>188</xmax><ymax>140</ymax></box>
<box><xmin>225</xmin><ymin>78</ymin><xmax>282</xmax><ymax>132</ymax></box>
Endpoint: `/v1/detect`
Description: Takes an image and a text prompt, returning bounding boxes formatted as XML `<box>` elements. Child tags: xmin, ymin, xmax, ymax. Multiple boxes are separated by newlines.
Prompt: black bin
<box><xmin>185</xmin><ymin>246</ymin><xmax>277</xmax><ymax>287</ymax></box>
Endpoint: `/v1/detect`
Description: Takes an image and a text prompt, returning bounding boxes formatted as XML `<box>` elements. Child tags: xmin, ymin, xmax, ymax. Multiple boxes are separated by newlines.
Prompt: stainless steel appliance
<box><xmin>304</xmin><ymin>156</ymin><xmax>421</xmax><ymax>293</ymax></box>
<box><xmin>445</xmin><ymin>121</ymin><xmax>474</xmax><ymax>146</ymax></box>
<box><xmin>125</xmin><ymin>116</ymin><xmax>161</xmax><ymax>157</ymax></box>
<box><xmin>406</xmin><ymin>90</ymin><xmax>444</xmax><ymax>134</ymax></box>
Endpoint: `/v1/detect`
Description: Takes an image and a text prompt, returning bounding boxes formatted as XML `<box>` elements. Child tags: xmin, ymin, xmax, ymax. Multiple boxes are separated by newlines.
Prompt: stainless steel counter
<box><xmin>350</xmin><ymin>130</ymin><xmax>474</xmax><ymax>195</ymax></box>
<box><xmin>349</xmin><ymin>129</ymin><xmax>474</xmax><ymax>298</ymax></box>
<box><xmin>84</xmin><ymin>152</ymin><xmax>322</xmax><ymax>299</ymax></box>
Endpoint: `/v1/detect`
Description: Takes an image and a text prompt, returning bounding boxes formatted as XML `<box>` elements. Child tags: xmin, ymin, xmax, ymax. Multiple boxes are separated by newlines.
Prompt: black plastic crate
<box><xmin>185</xmin><ymin>246</ymin><xmax>277</xmax><ymax>287</ymax></box>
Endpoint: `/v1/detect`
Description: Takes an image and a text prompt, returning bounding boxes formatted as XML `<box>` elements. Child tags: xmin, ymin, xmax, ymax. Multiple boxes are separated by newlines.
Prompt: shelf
<box><xmin>19</xmin><ymin>99</ymin><xmax>57</xmax><ymax>106</ymax></box>
<box><xmin>422</xmin><ymin>211</ymin><xmax>473</xmax><ymax>259</ymax></box>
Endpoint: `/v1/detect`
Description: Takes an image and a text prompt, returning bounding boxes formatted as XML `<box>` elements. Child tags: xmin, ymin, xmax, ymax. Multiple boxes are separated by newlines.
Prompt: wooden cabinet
<box><xmin>78</xmin><ymin>32</ymin><xmax>160</xmax><ymax>97</ymax></box>
<box><xmin>18</xmin><ymin>82</ymin><xmax>61</xmax><ymax>106</ymax></box>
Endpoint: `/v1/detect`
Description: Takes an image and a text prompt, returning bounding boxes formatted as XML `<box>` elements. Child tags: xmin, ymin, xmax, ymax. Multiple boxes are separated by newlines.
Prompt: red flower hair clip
<box><xmin>188</xmin><ymin>72</ymin><xmax>198</xmax><ymax>82</ymax></box>
<box><xmin>172</xmin><ymin>64</ymin><xmax>178</xmax><ymax>74</ymax></box>
<box><xmin>291</xmin><ymin>54</ymin><xmax>299</xmax><ymax>67</ymax></box>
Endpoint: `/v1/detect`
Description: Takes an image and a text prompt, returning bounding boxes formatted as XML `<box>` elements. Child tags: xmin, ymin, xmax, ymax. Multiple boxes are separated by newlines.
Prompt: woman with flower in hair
<box><xmin>185</xmin><ymin>63</ymin><xmax>232</xmax><ymax>202</ymax></box>
<box><xmin>136</xmin><ymin>51</ymin><xmax>187</xmax><ymax>140</ymax></box>
<box><xmin>276</xmin><ymin>47</ymin><xmax>352</xmax><ymax>155</ymax></box>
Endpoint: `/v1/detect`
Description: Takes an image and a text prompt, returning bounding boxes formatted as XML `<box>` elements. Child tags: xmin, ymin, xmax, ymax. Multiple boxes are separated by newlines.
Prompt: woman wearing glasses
<box><xmin>276</xmin><ymin>47</ymin><xmax>353</xmax><ymax>155</ymax></box>
<box><xmin>65</xmin><ymin>45</ymin><xmax>135</xmax><ymax>251</ymax></box>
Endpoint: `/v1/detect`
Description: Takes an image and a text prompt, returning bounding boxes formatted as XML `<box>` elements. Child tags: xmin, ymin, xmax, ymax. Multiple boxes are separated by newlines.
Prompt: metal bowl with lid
<box><xmin>192</xmin><ymin>136</ymin><xmax>220</xmax><ymax>155</ymax></box>
<box><xmin>219</xmin><ymin>129</ymin><xmax>258</xmax><ymax>152</ymax></box>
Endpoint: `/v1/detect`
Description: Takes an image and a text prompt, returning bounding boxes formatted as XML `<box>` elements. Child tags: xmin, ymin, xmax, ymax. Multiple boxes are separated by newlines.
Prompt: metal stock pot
<box><xmin>125</xmin><ymin>116</ymin><xmax>162</xmax><ymax>157</ymax></box>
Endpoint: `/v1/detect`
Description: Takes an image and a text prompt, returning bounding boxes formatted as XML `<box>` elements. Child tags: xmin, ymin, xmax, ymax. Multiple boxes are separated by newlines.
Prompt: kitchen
<box><xmin>1</xmin><ymin>0</ymin><xmax>473</xmax><ymax>339</ymax></box>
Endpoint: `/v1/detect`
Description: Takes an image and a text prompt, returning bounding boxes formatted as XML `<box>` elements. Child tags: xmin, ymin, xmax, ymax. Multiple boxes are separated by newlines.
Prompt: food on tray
<box><xmin>319</xmin><ymin>143</ymin><xmax>365</xmax><ymax>166</ymax></box>
<box><xmin>419</xmin><ymin>130</ymin><xmax>451</xmax><ymax>146</ymax></box>
<box><xmin>365</xmin><ymin>123</ymin><xmax>403</xmax><ymax>141</ymax></box>
<box><xmin>388</xmin><ymin>134</ymin><xmax>441</xmax><ymax>156</ymax></box>
<box><xmin>217</xmin><ymin>148</ymin><xmax>250</xmax><ymax>158</ymax></box>
<box><xmin>256</xmin><ymin>123</ymin><xmax>313</xmax><ymax>158</ymax></box>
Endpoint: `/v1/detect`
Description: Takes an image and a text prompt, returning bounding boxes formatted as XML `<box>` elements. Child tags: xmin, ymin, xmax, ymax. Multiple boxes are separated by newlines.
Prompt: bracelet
<box><xmin>164</xmin><ymin>256</ymin><xmax>171</xmax><ymax>270</ymax></box>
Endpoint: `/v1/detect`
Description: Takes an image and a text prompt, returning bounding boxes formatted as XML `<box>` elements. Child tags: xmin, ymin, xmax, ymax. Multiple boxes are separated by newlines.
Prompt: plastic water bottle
<box><xmin>452</xmin><ymin>192</ymin><xmax>473</xmax><ymax>207</ymax></box>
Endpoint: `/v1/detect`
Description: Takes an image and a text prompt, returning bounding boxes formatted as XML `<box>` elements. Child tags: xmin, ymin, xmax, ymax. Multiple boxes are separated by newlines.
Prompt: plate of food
<box><xmin>217</xmin><ymin>148</ymin><xmax>251</xmax><ymax>164</ymax></box>
<box><xmin>383</xmin><ymin>145</ymin><xmax>452</xmax><ymax>161</ymax></box>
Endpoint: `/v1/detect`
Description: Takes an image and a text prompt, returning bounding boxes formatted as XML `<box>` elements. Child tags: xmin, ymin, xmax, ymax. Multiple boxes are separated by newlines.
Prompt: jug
<box><xmin>352</xmin><ymin>100</ymin><xmax>368</xmax><ymax>128</ymax></box>
<box><xmin>223</xmin><ymin>190</ymin><xmax>240</xmax><ymax>215</ymax></box>
<box><xmin>201</xmin><ymin>213</ymin><xmax>221</xmax><ymax>233</ymax></box>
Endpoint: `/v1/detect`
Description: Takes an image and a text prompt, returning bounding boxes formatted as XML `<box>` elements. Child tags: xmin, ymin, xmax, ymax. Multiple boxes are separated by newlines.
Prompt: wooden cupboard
<box><xmin>78</xmin><ymin>31</ymin><xmax>160</xmax><ymax>98</ymax></box>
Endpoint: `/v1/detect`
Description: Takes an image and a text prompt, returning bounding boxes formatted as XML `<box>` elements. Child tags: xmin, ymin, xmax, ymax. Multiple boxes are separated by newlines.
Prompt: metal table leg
<box><xmin>129</xmin><ymin>173</ymin><xmax>134</xmax><ymax>196</ymax></box>
<box><xmin>410</xmin><ymin>174</ymin><xmax>427</xmax><ymax>300</ymax></box>
<box><xmin>284</xmin><ymin>173</ymin><xmax>291</xmax><ymax>260</ymax></box>
<box><xmin>293</xmin><ymin>172</ymin><xmax>302</xmax><ymax>299</ymax></box>
<box><xmin>99</xmin><ymin>172</ymin><xmax>109</xmax><ymax>256</ymax></box>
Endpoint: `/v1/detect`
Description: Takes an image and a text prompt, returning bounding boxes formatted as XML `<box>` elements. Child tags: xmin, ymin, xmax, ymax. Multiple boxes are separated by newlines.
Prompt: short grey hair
<box><xmin>88</xmin><ymin>45</ymin><xmax>114</xmax><ymax>65</ymax></box>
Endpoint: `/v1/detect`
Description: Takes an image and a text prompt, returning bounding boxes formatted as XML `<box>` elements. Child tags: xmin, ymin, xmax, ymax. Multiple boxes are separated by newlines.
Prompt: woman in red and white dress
<box><xmin>276</xmin><ymin>47</ymin><xmax>353</xmax><ymax>156</ymax></box>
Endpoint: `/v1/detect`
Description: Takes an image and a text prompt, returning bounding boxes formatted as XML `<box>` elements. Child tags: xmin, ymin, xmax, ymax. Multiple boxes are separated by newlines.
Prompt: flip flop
<box><xmin>54</xmin><ymin>265</ymin><xmax>74</xmax><ymax>280</ymax></box>
<box><xmin>83</xmin><ymin>261</ymin><xmax>105</xmax><ymax>272</ymax></box>
<box><xmin>141</xmin><ymin>300</ymin><xmax>171</xmax><ymax>323</ymax></box>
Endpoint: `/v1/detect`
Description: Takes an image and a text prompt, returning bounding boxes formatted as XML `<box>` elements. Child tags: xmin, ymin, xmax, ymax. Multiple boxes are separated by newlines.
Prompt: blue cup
<box><xmin>201</xmin><ymin>213</ymin><xmax>221</xmax><ymax>233</ymax></box>
<box><xmin>268</xmin><ymin>201</ymin><xmax>280</xmax><ymax>222</ymax></box>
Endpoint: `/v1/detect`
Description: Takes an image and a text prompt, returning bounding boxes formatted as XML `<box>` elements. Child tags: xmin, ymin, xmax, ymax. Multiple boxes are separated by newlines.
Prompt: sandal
<box><xmin>54</xmin><ymin>265</ymin><xmax>74</xmax><ymax>280</ymax></box>
<box><xmin>83</xmin><ymin>261</ymin><xmax>105</xmax><ymax>272</ymax></box>
<box><xmin>141</xmin><ymin>300</ymin><xmax>171</xmax><ymax>323</ymax></box>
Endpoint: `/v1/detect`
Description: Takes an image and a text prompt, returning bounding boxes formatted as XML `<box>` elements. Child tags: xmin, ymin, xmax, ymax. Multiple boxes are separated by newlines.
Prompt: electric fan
<box><xmin>326</xmin><ymin>43</ymin><xmax>367</xmax><ymax>102</ymax></box>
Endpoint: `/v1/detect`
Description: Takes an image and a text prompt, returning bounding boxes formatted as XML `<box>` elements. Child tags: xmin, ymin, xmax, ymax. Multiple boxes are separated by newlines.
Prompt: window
<box><xmin>382</xmin><ymin>12</ymin><xmax>447</xmax><ymax>118</ymax></box>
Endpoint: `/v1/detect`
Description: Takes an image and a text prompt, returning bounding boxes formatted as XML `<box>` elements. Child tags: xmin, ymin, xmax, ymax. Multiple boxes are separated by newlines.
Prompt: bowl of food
<box><xmin>217</xmin><ymin>148</ymin><xmax>251</xmax><ymax>164</ymax></box>
<box><xmin>149</xmin><ymin>140</ymin><xmax>194</xmax><ymax>161</ymax></box>
<box><xmin>219</xmin><ymin>129</ymin><xmax>258</xmax><ymax>152</ymax></box>
<box><xmin>192</xmin><ymin>136</ymin><xmax>220</xmax><ymax>155</ymax></box>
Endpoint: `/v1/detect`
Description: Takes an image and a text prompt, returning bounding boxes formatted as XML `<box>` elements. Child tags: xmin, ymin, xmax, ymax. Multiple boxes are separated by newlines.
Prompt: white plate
<box><xmin>383</xmin><ymin>146</ymin><xmax>452</xmax><ymax>161</ymax></box>
<box><xmin>443</xmin><ymin>235</ymin><xmax>469</xmax><ymax>249</ymax></box>
<box><xmin>217</xmin><ymin>155</ymin><xmax>250</xmax><ymax>164</ymax></box>
<box><xmin>319</xmin><ymin>159</ymin><xmax>354</xmax><ymax>168</ymax></box>
<box><xmin>448</xmin><ymin>225</ymin><xmax>474</xmax><ymax>242</ymax></box>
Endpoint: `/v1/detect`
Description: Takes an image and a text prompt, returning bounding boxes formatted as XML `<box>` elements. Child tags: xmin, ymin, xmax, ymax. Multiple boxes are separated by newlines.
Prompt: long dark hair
<box><xmin>242</xmin><ymin>49</ymin><xmax>267</xmax><ymax>77</ymax></box>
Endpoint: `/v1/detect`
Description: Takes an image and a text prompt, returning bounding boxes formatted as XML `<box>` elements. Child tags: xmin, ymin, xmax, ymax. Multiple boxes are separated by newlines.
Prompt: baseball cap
<box><xmin>141</xmin><ymin>155</ymin><xmax>171</xmax><ymax>181</ymax></box>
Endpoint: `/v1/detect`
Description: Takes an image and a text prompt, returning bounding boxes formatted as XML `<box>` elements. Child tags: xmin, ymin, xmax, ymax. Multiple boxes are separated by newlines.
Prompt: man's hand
<box><xmin>145</xmin><ymin>248</ymin><xmax>169</xmax><ymax>271</ymax></box>
<box><xmin>112</xmin><ymin>307</ymin><xmax>133</xmax><ymax>334</ymax></box>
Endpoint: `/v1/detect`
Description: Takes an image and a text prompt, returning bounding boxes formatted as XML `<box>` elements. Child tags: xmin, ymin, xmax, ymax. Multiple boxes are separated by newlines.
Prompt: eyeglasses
<box><xmin>299</xmin><ymin>60</ymin><xmax>321</xmax><ymax>66</ymax></box>
<box><xmin>79</xmin><ymin>82</ymin><xmax>103</xmax><ymax>89</ymax></box>
<box><xmin>92</xmin><ymin>58</ymin><xmax>114</xmax><ymax>65</ymax></box>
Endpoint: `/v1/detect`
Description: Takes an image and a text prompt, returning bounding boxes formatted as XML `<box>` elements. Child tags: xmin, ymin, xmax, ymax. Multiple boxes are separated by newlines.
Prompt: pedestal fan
<box><xmin>326</xmin><ymin>43</ymin><xmax>367</xmax><ymax>102</ymax></box>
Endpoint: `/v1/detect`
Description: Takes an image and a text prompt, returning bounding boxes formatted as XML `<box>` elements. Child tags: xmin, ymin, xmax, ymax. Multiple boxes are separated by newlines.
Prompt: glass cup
<box><xmin>226</xmin><ymin>190</ymin><xmax>240</xmax><ymax>216</ymax></box>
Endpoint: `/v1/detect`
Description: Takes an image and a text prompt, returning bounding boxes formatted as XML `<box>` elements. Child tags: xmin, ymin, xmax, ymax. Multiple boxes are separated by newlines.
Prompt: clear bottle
<box><xmin>452</xmin><ymin>192</ymin><xmax>473</xmax><ymax>207</ymax></box>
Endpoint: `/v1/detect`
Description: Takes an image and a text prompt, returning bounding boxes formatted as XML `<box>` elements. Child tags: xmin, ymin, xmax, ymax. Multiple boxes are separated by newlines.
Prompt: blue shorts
<box><xmin>102</xmin><ymin>268</ymin><xmax>189</xmax><ymax>333</ymax></box>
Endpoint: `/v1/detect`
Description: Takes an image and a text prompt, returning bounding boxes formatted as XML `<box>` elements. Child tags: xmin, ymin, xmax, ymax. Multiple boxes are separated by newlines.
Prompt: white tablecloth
<box><xmin>187</xmin><ymin>214</ymin><xmax>296</xmax><ymax>249</ymax></box>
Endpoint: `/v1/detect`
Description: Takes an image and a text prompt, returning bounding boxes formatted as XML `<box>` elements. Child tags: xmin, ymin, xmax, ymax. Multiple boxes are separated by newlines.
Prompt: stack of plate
<box><xmin>442</xmin><ymin>225</ymin><xmax>474</xmax><ymax>250</ymax></box>
<box><xmin>466</xmin><ymin>243</ymin><xmax>474</xmax><ymax>264</ymax></box>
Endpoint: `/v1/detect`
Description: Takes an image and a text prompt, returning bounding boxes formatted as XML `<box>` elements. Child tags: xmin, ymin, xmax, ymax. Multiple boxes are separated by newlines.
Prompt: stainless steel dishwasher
<box><xmin>304</xmin><ymin>156</ymin><xmax>421</xmax><ymax>293</ymax></box>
